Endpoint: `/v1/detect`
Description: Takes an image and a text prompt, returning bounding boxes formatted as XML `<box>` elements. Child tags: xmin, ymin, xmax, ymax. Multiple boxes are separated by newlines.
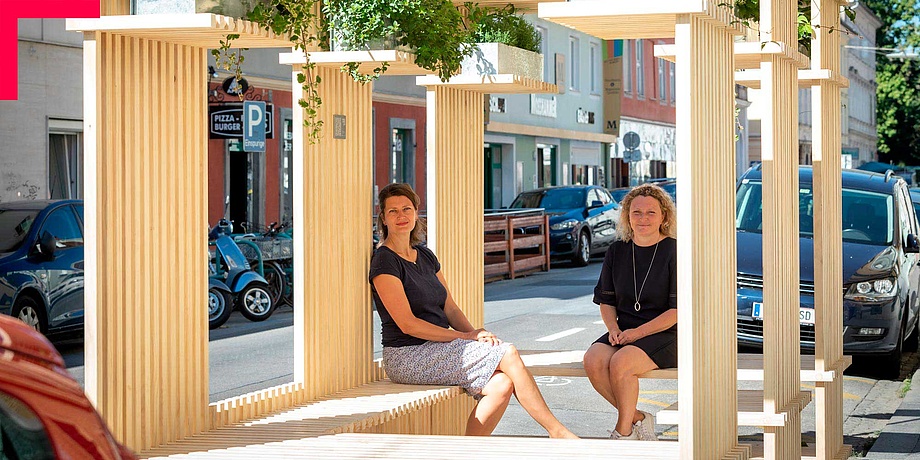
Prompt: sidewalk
<box><xmin>868</xmin><ymin>367</ymin><xmax>920</xmax><ymax>459</ymax></box>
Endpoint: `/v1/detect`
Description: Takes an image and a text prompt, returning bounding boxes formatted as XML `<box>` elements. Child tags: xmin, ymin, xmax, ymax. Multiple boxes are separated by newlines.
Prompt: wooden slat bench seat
<box><xmin>521</xmin><ymin>350</ymin><xmax>851</xmax><ymax>382</ymax></box>
<box><xmin>140</xmin><ymin>380</ymin><xmax>472</xmax><ymax>459</ymax></box>
<box><xmin>656</xmin><ymin>389</ymin><xmax>812</xmax><ymax>427</ymax></box>
<box><xmin>142</xmin><ymin>432</ymin><xmax>698</xmax><ymax>459</ymax></box>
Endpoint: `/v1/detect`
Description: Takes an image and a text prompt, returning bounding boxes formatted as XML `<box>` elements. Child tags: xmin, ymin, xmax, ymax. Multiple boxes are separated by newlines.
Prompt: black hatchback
<box><xmin>735</xmin><ymin>167</ymin><xmax>920</xmax><ymax>378</ymax></box>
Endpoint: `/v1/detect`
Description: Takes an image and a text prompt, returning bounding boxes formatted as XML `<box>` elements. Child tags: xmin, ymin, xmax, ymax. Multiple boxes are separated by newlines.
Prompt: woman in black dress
<box><xmin>370</xmin><ymin>183</ymin><xmax>577</xmax><ymax>438</ymax></box>
<box><xmin>583</xmin><ymin>183</ymin><xmax>677</xmax><ymax>441</ymax></box>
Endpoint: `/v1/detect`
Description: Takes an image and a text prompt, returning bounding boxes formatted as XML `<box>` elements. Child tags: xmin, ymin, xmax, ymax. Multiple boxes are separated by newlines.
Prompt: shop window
<box><xmin>571</xmin><ymin>164</ymin><xmax>596</xmax><ymax>186</ymax></box>
<box><xmin>390</xmin><ymin>128</ymin><xmax>415</xmax><ymax>187</ymax></box>
<box><xmin>538</xmin><ymin>145</ymin><xmax>557</xmax><ymax>188</ymax></box>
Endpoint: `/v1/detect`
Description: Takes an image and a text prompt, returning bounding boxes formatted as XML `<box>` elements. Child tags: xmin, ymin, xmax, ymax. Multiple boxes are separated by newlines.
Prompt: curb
<box><xmin>867</xmin><ymin>367</ymin><xmax>920</xmax><ymax>459</ymax></box>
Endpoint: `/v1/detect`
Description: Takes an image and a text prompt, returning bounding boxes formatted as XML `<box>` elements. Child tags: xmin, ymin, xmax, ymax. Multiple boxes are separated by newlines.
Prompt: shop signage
<box><xmin>603</xmin><ymin>40</ymin><xmax>623</xmax><ymax>136</ymax></box>
<box><xmin>209</xmin><ymin>103</ymin><xmax>274</xmax><ymax>139</ymax></box>
<box><xmin>333</xmin><ymin>114</ymin><xmax>347</xmax><ymax>139</ymax></box>
<box><xmin>530</xmin><ymin>94</ymin><xmax>557</xmax><ymax>118</ymax></box>
<box><xmin>576</xmin><ymin>108</ymin><xmax>595</xmax><ymax>124</ymax></box>
<box><xmin>243</xmin><ymin>101</ymin><xmax>266</xmax><ymax>153</ymax></box>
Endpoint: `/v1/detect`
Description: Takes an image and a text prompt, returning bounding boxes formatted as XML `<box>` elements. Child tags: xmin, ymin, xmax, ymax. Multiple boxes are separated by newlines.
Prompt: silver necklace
<box><xmin>632</xmin><ymin>240</ymin><xmax>660</xmax><ymax>311</ymax></box>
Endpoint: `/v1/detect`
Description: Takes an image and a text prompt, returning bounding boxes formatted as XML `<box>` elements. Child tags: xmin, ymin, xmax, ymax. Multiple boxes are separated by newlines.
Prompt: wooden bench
<box><xmin>139</xmin><ymin>380</ymin><xmax>473</xmax><ymax>459</ymax></box>
<box><xmin>521</xmin><ymin>349</ymin><xmax>851</xmax><ymax>382</ymax></box>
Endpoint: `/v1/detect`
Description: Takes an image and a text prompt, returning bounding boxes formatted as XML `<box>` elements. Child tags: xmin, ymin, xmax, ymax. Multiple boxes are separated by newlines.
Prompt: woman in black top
<box><xmin>583</xmin><ymin>183</ymin><xmax>677</xmax><ymax>441</ymax></box>
<box><xmin>369</xmin><ymin>183</ymin><xmax>576</xmax><ymax>438</ymax></box>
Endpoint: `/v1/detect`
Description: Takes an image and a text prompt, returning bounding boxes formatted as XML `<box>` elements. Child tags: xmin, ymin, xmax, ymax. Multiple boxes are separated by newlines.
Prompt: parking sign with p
<box><xmin>243</xmin><ymin>101</ymin><xmax>267</xmax><ymax>153</ymax></box>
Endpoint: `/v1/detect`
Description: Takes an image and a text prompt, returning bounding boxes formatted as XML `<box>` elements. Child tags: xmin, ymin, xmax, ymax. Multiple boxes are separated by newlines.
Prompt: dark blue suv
<box><xmin>735</xmin><ymin>167</ymin><xmax>920</xmax><ymax>377</ymax></box>
<box><xmin>0</xmin><ymin>200</ymin><xmax>84</xmax><ymax>338</ymax></box>
<box><xmin>509</xmin><ymin>186</ymin><xmax>619</xmax><ymax>266</ymax></box>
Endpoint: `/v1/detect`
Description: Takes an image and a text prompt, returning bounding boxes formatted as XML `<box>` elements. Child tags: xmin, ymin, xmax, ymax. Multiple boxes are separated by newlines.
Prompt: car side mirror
<box><xmin>36</xmin><ymin>231</ymin><xmax>58</xmax><ymax>260</ymax></box>
<box><xmin>906</xmin><ymin>234</ymin><xmax>920</xmax><ymax>253</ymax></box>
<box><xmin>589</xmin><ymin>200</ymin><xmax>604</xmax><ymax>209</ymax></box>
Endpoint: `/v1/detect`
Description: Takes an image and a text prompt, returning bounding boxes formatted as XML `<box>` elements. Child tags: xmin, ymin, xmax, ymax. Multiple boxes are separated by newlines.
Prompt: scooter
<box><xmin>209</xmin><ymin>219</ymin><xmax>275</xmax><ymax>322</ymax></box>
<box><xmin>208</xmin><ymin>277</ymin><xmax>234</xmax><ymax>329</ymax></box>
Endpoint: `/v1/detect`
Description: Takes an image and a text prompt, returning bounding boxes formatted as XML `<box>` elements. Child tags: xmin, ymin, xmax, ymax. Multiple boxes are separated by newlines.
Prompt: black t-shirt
<box><xmin>368</xmin><ymin>245</ymin><xmax>449</xmax><ymax>347</ymax></box>
<box><xmin>593</xmin><ymin>237</ymin><xmax>677</xmax><ymax>331</ymax></box>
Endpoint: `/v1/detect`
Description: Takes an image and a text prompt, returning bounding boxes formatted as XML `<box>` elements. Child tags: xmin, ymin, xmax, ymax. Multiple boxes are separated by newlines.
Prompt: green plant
<box><xmin>463</xmin><ymin>3</ymin><xmax>541</xmax><ymax>53</ymax></box>
<box><xmin>898</xmin><ymin>377</ymin><xmax>912</xmax><ymax>398</ymax></box>
<box><xmin>723</xmin><ymin>0</ymin><xmax>857</xmax><ymax>55</ymax></box>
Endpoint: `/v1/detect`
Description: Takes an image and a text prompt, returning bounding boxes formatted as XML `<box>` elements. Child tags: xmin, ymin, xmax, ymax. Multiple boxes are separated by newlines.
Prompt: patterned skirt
<box><xmin>382</xmin><ymin>339</ymin><xmax>510</xmax><ymax>400</ymax></box>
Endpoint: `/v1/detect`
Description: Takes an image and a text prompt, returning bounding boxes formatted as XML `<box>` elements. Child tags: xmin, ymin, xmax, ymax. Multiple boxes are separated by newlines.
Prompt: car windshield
<box><xmin>511</xmin><ymin>189</ymin><xmax>586</xmax><ymax>210</ymax></box>
<box><xmin>0</xmin><ymin>210</ymin><xmax>39</xmax><ymax>253</ymax></box>
<box><xmin>736</xmin><ymin>180</ymin><xmax>893</xmax><ymax>245</ymax></box>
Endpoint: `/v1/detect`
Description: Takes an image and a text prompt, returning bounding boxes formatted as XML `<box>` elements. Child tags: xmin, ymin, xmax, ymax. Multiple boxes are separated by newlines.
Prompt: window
<box><xmin>48</xmin><ymin>125</ymin><xmax>83</xmax><ymax>200</ymax></box>
<box><xmin>537</xmin><ymin>26</ymin><xmax>549</xmax><ymax>82</ymax></box>
<box><xmin>623</xmin><ymin>40</ymin><xmax>632</xmax><ymax>95</ymax></box>
<box><xmin>0</xmin><ymin>391</ymin><xmax>55</xmax><ymax>459</ymax></box>
<box><xmin>636</xmin><ymin>39</ymin><xmax>645</xmax><ymax>99</ymax></box>
<box><xmin>658</xmin><ymin>58</ymin><xmax>666</xmax><ymax>103</ymax></box>
<box><xmin>569</xmin><ymin>37</ymin><xmax>580</xmax><ymax>92</ymax></box>
<box><xmin>669</xmin><ymin>62</ymin><xmax>676</xmax><ymax>105</ymax></box>
<box><xmin>590</xmin><ymin>42</ymin><xmax>600</xmax><ymax>94</ymax></box>
<box><xmin>41</xmin><ymin>206</ymin><xmax>83</xmax><ymax>247</ymax></box>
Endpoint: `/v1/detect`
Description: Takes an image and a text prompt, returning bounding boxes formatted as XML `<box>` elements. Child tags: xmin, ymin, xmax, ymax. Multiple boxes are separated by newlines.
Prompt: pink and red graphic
<box><xmin>0</xmin><ymin>0</ymin><xmax>100</xmax><ymax>100</ymax></box>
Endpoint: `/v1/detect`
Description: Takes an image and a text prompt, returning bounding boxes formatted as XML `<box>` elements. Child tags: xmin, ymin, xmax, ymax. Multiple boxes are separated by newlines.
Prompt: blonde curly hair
<box><xmin>616</xmin><ymin>183</ymin><xmax>677</xmax><ymax>242</ymax></box>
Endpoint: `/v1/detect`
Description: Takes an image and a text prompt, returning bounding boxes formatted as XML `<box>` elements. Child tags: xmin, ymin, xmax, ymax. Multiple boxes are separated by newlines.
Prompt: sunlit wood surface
<box><xmin>67</xmin><ymin>14</ymin><xmax>291</xmax><ymax>48</ymax></box>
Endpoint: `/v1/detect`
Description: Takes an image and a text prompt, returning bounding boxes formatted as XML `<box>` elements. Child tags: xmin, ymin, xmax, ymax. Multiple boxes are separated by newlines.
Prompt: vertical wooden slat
<box><xmin>759</xmin><ymin>0</ymin><xmax>803</xmax><ymax>459</ymax></box>
<box><xmin>675</xmin><ymin>12</ymin><xmax>744</xmax><ymax>460</ymax></box>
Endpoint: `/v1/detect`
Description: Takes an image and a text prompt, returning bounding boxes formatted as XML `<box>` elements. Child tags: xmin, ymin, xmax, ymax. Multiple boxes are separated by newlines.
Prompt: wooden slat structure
<box><xmin>521</xmin><ymin>349</ymin><xmax>851</xmax><ymax>382</ymax></box>
<box><xmin>71</xmin><ymin>0</ymin><xmax>848</xmax><ymax>457</ymax></box>
<box><xmin>450</xmin><ymin>0</ymin><xmax>565</xmax><ymax>13</ymax></box>
<box><xmin>657</xmin><ymin>390</ymin><xmax>812</xmax><ymax>427</ymax></box>
<box><xmin>280</xmin><ymin>50</ymin><xmax>430</xmax><ymax>76</ymax></box>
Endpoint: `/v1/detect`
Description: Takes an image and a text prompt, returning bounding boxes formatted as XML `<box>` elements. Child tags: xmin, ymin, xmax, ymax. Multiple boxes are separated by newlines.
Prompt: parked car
<box><xmin>735</xmin><ymin>166</ymin><xmax>920</xmax><ymax>378</ymax></box>
<box><xmin>509</xmin><ymin>185</ymin><xmax>619</xmax><ymax>266</ymax></box>
<box><xmin>0</xmin><ymin>314</ymin><xmax>135</xmax><ymax>459</ymax></box>
<box><xmin>909</xmin><ymin>187</ymin><xmax>920</xmax><ymax>219</ymax></box>
<box><xmin>0</xmin><ymin>200</ymin><xmax>84</xmax><ymax>337</ymax></box>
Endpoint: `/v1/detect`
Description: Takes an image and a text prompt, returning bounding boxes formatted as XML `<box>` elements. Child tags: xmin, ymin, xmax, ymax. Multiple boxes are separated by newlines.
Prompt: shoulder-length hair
<box><xmin>377</xmin><ymin>183</ymin><xmax>427</xmax><ymax>247</ymax></box>
<box><xmin>617</xmin><ymin>183</ymin><xmax>677</xmax><ymax>242</ymax></box>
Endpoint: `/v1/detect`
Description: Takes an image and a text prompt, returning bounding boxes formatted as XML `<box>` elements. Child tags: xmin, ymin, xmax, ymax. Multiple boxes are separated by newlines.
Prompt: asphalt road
<box><xmin>57</xmin><ymin>258</ymin><xmax>918</xmax><ymax>453</ymax></box>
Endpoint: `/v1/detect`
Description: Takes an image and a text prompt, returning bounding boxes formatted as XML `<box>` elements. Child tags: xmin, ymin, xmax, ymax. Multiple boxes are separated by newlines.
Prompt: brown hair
<box><xmin>377</xmin><ymin>183</ymin><xmax>427</xmax><ymax>247</ymax></box>
<box><xmin>617</xmin><ymin>183</ymin><xmax>677</xmax><ymax>242</ymax></box>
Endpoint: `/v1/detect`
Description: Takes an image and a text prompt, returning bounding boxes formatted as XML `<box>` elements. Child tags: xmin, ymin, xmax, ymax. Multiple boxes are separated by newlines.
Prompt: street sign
<box><xmin>209</xmin><ymin>103</ymin><xmax>274</xmax><ymax>139</ymax></box>
<box><xmin>243</xmin><ymin>101</ymin><xmax>266</xmax><ymax>153</ymax></box>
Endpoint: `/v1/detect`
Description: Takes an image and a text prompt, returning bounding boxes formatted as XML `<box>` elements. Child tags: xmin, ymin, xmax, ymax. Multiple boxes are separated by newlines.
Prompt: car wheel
<box><xmin>12</xmin><ymin>296</ymin><xmax>46</xmax><ymax>334</ymax></box>
<box><xmin>904</xmin><ymin>316</ymin><xmax>919</xmax><ymax>352</ymax></box>
<box><xmin>238</xmin><ymin>282</ymin><xmax>274</xmax><ymax>322</ymax></box>
<box><xmin>880</xmin><ymin>322</ymin><xmax>905</xmax><ymax>380</ymax></box>
<box><xmin>572</xmin><ymin>231</ymin><xmax>590</xmax><ymax>267</ymax></box>
<box><xmin>208</xmin><ymin>287</ymin><xmax>233</xmax><ymax>330</ymax></box>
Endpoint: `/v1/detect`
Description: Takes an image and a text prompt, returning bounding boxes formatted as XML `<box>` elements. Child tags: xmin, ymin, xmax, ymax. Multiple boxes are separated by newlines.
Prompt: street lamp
<box><xmin>885</xmin><ymin>51</ymin><xmax>919</xmax><ymax>59</ymax></box>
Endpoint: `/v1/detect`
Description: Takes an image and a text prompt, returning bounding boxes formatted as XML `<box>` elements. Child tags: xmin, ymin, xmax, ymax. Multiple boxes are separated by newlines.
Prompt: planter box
<box><xmin>134</xmin><ymin>0</ymin><xmax>247</xmax><ymax>17</ymax></box>
<box><xmin>460</xmin><ymin>43</ymin><xmax>543</xmax><ymax>81</ymax></box>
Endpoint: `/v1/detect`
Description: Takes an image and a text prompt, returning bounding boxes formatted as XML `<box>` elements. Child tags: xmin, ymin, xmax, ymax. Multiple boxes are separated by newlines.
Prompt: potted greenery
<box><xmin>460</xmin><ymin>3</ymin><xmax>543</xmax><ymax>81</ymax></box>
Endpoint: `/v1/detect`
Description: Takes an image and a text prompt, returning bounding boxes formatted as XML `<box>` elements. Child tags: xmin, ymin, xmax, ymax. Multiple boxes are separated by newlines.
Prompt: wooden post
<box><xmin>425</xmin><ymin>86</ymin><xmax>486</xmax><ymax>327</ymax></box>
<box><xmin>292</xmin><ymin>66</ymin><xmax>376</xmax><ymax>396</ymax></box>
<box><xmin>673</xmin><ymin>13</ymin><xmax>746</xmax><ymax>460</ymax></box>
<box><xmin>82</xmin><ymin>31</ymin><xmax>209</xmax><ymax>451</ymax></box>
<box><xmin>811</xmin><ymin>1</ymin><xmax>849</xmax><ymax>458</ymax></box>
<box><xmin>759</xmin><ymin>0</ymin><xmax>804</xmax><ymax>458</ymax></box>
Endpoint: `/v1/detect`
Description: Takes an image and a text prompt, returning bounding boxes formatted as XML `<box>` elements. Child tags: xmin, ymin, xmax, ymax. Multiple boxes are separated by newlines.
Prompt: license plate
<box><xmin>751</xmin><ymin>302</ymin><xmax>815</xmax><ymax>326</ymax></box>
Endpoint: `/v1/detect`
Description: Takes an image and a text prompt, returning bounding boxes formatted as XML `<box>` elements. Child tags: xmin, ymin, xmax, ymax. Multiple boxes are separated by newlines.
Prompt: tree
<box><xmin>863</xmin><ymin>0</ymin><xmax>920</xmax><ymax>163</ymax></box>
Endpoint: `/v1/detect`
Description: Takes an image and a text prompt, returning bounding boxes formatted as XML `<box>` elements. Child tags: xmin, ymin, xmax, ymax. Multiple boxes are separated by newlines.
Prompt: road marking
<box><xmin>844</xmin><ymin>375</ymin><xmax>877</xmax><ymax>385</ymax></box>
<box><xmin>639</xmin><ymin>389</ymin><xmax>678</xmax><ymax>395</ymax></box>
<box><xmin>536</xmin><ymin>328</ymin><xmax>586</xmax><ymax>342</ymax></box>
<box><xmin>800</xmin><ymin>384</ymin><xmax>862</xmax><ymax>400</ymax></box>
<box><xmin>593</xmin><ymin>320</ymin><xmax>605</xmax><ymax>325</ymax></box>
<box><xmin>638</xmin><ymin>397</ymin><xmax>671</xmax><ymax>408</ymax></box>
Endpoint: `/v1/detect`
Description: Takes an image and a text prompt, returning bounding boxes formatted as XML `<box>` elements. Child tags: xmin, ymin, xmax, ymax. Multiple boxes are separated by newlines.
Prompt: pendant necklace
<box><xmin>632</xmin><ymin>240</ymin><xmax>660</xmax><ymax>311</ymax></box>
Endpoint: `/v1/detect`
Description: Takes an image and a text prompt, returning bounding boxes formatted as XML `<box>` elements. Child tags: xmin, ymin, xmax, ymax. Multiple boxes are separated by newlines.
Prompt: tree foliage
<box><xmin>864</xmin><ymin>0</ymin><xmax>920</xmax><ymax>163</ymax></box>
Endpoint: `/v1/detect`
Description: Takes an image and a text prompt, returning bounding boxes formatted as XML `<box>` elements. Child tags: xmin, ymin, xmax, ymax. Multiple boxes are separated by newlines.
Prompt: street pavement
<box><xmin>56</xmin><ymin>257</ymin><xmax>919</xmax><ymax>455</ymax></box>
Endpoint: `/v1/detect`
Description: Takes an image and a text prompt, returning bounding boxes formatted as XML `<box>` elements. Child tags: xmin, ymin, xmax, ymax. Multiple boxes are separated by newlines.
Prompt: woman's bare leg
<box><xmin>583</xmin><ymin>343</ymin><xmax>620</xmax><ymax>409</ymax></box>
<box><xmin>466</xmin><ymin>372</ymin><xmax>514</xmax><ymax>436</ymax></box>
<box><xmin>496</xmin><ymin>345</ymin><xmax>578</xmax><ymax>439</ymax></box>
<box><xmin>609</xmin><ymin>346</ymin><xmax>658</xmax><ymax>435</ymax></box>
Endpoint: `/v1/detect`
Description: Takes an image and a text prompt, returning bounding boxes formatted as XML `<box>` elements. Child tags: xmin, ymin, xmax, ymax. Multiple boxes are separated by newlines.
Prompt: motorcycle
<box><xmin>208</xmin><ymin>219</ymin><xmax>275</xmax><ymax>322</ymax></box>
